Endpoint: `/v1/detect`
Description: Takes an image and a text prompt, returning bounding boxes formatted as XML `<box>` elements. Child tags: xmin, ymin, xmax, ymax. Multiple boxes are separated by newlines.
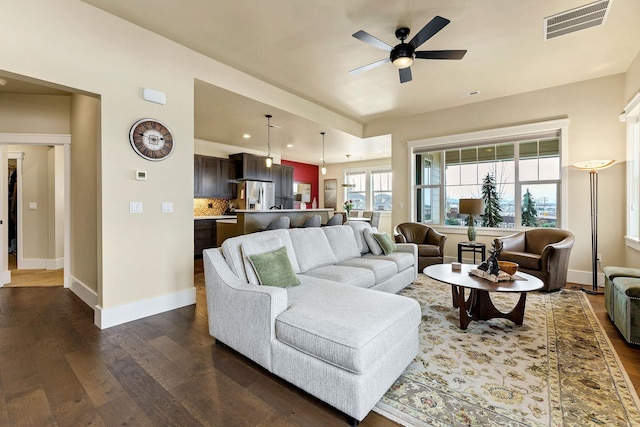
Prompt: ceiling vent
<box><xmin>544</xmin><ymin>0</ymin><xmax>612</xmax><ymax>40</ymax></box>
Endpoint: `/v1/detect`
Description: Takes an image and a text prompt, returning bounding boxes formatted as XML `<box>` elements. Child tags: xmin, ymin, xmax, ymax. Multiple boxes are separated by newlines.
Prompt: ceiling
<box><xmin>4</xmin><ymin>1</ymin><xmax>640</xmax><ymax>166</ymax></box>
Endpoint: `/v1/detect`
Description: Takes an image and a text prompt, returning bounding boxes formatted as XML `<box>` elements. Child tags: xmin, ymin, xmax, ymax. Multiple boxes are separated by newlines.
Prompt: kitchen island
<box><xmin>216</xmin><ymin>209</ymin><xmax>334</xmax><ymax>246</ymax></box>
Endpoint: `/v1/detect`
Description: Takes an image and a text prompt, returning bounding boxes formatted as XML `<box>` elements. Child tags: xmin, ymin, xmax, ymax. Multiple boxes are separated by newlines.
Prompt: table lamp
<box><xmin>459</xmin><ymin>198</ymin><xmax>484</xmax><ymax>242</ymax></box>
<box><xmin>572</xmin><ymin>159</ymin><xmax>616</xmax><ymax>294</ymax></box>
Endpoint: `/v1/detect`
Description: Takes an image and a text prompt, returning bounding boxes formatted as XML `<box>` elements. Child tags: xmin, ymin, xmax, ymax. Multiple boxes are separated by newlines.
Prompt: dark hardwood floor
<box><xmin>0</xmin><ymin>263</ymin><xmax>638</xmax><ymax>426</ymax></box>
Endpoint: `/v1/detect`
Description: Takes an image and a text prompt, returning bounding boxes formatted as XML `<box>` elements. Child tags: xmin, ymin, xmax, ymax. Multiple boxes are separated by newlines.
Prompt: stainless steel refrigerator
<box><xmin>235</xmin><ymin>181</ymin><xmax>275</xmax><ymax>210</ymax></box>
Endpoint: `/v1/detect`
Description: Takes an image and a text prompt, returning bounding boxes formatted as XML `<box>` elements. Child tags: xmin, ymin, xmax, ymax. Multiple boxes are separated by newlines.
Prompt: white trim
<box><xmin>69</xmin><ymin>275</ymin><xmax>97</xmax><ymax>306</ymax></box>
<box><xmin>46</xmin><ymin>258</ymin><xmax>64</xmax><ymax>270</ymax></box>
<box><xmin>0</xmin><ymin>133</ymin><xmax>71</xmax><ymax>145</ymax></box>
<box><xmin>625</xmin><ymin>236</ymin><xmax>640</xmax><ymax>252</ymax></box>
<box><xmin>567</xmin><ymin>269</ymin><xmax>604</xmax><ymax>287</ymax></box>
<box><xmin>18</xmin><ymin>258</ymin><xmax>47</xmax><ymax>269</ymax></box>
<box><xmin>408</xmin><ymin>118</ymin><xmax>570</xmax><ymax>149</ymax></box>
<box><xmin>2</xmin><ymin>134</ymin><xmax>71</xmax><ymax>289</ymax></box>
<box><xmin>0</xmin><ymin>270</ymin><xmax>10</xmax><ymax>286</ymax></box>
<box><xmin>625</xmin><ymin>91</ymin><xmax>640</xmax><ymax>116</ymax></box>
<box><xmin>94</xmin><ymin>287</ymin><xmax>197</xmax><ymax>329</ymax></box>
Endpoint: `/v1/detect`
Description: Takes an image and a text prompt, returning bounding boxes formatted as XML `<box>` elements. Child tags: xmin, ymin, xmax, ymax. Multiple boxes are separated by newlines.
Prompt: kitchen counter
<box><xmin>214</xmin><ymin>209</ymin><xmax>336</xmax><ymax>246</ymax></box>
<box><xmin>194</xmin><ymin>215</ymin><xmax>237</xmax><ymax>220</ymax></box>
<box><xmin>233</xmin><ymin>209</ymin><xmax>332</xmax><ymax>213</ymax></box>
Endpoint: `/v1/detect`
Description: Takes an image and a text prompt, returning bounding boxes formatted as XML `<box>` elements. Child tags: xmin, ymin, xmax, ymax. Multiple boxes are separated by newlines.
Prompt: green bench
<box><xmin>604</xmin><ymin>266</ymin><xmax>640</xmax><ymax>345</ymax></box>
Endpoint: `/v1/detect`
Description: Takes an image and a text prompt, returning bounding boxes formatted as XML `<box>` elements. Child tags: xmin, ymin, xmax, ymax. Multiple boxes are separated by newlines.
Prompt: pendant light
<box><xmin>342</xmin><ymin>154</ymin><xmax>355</xmax><ymax>188</ymax></box>
<box><xmin>265</xmin><ymin>114</ymin><xmax>273</xmax><ymax>168</ymax></box>
<box><xmin>321</xmin><ymin>131</ymin><xmax>327</xmax><ymax>175</ymax></box>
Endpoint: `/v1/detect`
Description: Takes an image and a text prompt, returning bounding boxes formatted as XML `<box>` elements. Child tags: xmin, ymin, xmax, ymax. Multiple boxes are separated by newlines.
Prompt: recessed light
<box><xmin>242</xmin><ymin>133</ymin><xmax>251</xmax><ymax>139</ymax></box>
<box><xmin>286</xmin><ymin>144</ymin><xmax>293</xmax><ymax>148</ymax></box>
<box><xmin>0</xmin><ymin>79</ymin><xmax>7</xmax><ymax>86</ymax></box>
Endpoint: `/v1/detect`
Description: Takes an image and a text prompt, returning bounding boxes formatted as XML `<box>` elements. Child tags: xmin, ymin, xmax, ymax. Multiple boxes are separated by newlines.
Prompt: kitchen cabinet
<box><xmin>272</xmin><ymin>164</ymin><xmax>294</xmax><ymax>209</ymax></box>
<box><xmin>230</xmin><ymin>152</ymin><xmax>272</xmax><ymax>182</ymax></box>
<box><xmin>194</xmin><ymin>219</ymin><xmax>217</xmax><ymax>257</ymax></box>
<box><xmin>194</xmin><ymin>155</ymin><xmax>236</xmax><ymax>198</ymax></box>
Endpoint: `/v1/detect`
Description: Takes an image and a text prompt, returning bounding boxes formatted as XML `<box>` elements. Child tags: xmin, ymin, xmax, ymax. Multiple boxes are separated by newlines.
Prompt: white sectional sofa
<box><xmin>203</xmin><ymin>222</ymin><xmax>421</xmax><ymax>425</ymax></box>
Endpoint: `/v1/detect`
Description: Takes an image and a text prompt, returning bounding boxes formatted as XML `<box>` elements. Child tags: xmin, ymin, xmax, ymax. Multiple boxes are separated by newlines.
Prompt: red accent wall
<box><xmin>281</xmin><ymin>159</ymin><xmax>319</xmax><ymax>205</ymax></box>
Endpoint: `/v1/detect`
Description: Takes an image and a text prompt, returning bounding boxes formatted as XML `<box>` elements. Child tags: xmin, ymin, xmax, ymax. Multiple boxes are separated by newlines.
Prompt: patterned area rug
<box><xmin>374</xmin><ymin>275</ymin><xmax>640</xmax><ymax>426</ymax></box>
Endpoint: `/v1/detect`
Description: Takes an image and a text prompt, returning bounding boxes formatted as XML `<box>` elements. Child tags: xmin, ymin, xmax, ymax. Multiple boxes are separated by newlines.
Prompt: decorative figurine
<box><xmin>477</xmin><ymin>239</ymin><xmax>503</xmax><ymax>276</ymax></box>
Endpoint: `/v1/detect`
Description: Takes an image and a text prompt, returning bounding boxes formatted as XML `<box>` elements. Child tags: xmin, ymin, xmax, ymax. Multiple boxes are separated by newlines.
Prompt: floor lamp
<box><xmin>572</xmin><ymin>159</ymin><xmax>616</xmax><ymax>294</ymax></box>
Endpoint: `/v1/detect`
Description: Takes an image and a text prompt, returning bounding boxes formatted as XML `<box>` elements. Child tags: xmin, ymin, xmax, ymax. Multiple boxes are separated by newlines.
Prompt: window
<box><xmin>625</xmin><ymin>92</ymin><xmax>640</xmax><ymax>250</ymax></box>
<box><xmin>410</xmin><ymin>120</ymin><xmax>567</xmax><ymax>229</ymax></box>
<box><xmin>372</xmin><ymin>170</ymin><xmax>392</xmax><ymax>211</ymax></box>
<box><xmin>344</xmin><ymin>165</ymin><xmax>392</xmax><ymax>211</ymax></box>
<box><xmin>345</xmin><ymin>171</ymin><xmax>366</xmax><ymax>210</ymax></box>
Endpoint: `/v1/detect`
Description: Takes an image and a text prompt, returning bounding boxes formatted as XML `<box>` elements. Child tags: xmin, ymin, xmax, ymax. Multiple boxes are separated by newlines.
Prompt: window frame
<box><xmin>343</xmin><ymin>164</ymin><xmax>392</xmax><ymax>211</ymax></box>
<box><xmin>625</xmin><ymin>91</ymin><xmax>640</xmax><ymax>251</ymax></box>
<box><xmin>407</xmin><ymin>119</ymin><xmax>569</xmax><ymax>232</ymax></box>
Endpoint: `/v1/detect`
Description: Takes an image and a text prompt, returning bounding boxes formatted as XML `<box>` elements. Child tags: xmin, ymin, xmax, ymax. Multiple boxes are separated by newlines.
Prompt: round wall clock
<box><xmin>129</xmin><ymin>118</ymin><xmax>174</xmax><ymax>161</ymax></box>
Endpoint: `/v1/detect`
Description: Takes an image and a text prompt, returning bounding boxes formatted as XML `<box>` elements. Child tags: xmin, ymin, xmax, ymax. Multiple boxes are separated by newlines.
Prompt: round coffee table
<box><xmin>424</xmin><ymin>263</ymin><xmax>544</xmax><ymax>330</ymax></box>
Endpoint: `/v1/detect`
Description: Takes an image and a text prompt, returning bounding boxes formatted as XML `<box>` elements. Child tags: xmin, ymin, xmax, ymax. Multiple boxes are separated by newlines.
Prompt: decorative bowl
<box><xmin>498</xmin><ymin>261</ymin><xmax>519</xmax><ymax>276</ymax></box>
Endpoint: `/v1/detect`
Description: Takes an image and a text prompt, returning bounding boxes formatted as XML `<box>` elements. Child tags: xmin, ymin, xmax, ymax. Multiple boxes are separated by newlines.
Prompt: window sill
<box><xmin>430</xmin><ymin>225</ymin><xmax>525</xmax><ymax>238</ymax></box>
<box><xmin>625</xmin><ymin>236</ymin><xmax>640</xmax><ymax>252</ymax></box>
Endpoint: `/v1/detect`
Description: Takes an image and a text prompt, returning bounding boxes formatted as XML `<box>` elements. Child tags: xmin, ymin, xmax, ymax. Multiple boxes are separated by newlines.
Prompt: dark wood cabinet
<box><xmin>230</xmin><ymin>152</ymin><xmax>272</xmax><ymax>182</ymax></box>
<box><xmin>194</xmin><ymin>155</ymin><xmax>236</xmax><ymax>198</ymax></box>
<box><xmin>194</xmin><ymin>219</ymin><xmax>217</xmax><ymax>257</ymax></box>
<box><xmin>272</xmin><ymin>164</ymin><xmax>294</xmax><ymax>209</ymax></box>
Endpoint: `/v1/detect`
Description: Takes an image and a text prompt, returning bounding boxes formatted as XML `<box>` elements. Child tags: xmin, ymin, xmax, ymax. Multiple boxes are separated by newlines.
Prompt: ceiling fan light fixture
<box><xmin>321</xmin><ymin>131</ymin><xmax>327</xmax><ymax>175</ymax></box>
<box><xmin>392</xmin><ymin>56</ymin><xmax>413</xmax><ymax>68</ymax></box>
<box><xmin>390</xmin><ymin>43</ymin><xmax>415</xmax><ymax>68</ymax></box>
<box><xmin>265</xmin><ymin>114</ymin><xmax>273</xmax><ymax>168</ymax></box>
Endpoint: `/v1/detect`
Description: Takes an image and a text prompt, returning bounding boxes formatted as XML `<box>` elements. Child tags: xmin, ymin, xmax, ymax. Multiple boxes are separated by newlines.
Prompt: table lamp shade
<box><xmin>459</xmin><ymin>198</ymin><xmax>484</xmax><ymax>215</ymax></box>
<box><xmin>459</xmin><ymin>198</ymin><xmax>484</xmax><ymax>242</ymax></box>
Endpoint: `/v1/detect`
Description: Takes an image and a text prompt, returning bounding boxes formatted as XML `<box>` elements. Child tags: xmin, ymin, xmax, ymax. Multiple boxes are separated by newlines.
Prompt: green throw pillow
<box><xmin>373</xmin><ymin>232</ymin><xmax>397</xmax><ymax>255</ymax></box>
<box><xmin>247</xmin><ymin>246</ymin><xmax>301</xmax><ymax>288</ymax></box>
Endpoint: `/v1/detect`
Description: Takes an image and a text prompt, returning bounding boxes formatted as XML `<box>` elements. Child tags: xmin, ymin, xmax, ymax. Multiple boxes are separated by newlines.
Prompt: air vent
<box><xmin>544</xmin><ymin>0</ymin><xmax>612</xmax><ymax>40</ymax></box>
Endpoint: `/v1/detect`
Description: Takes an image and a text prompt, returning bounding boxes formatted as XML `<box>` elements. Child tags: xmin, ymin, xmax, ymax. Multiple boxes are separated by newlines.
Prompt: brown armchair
<box><xmin>497</xmin><ymin>228</ymin><xmax>575</xmax><ymax>292</ymax></box>
<box><xmin>394</xmin><ymin>222</ymin><xmax>447</xmax><ymax>270</ymax></box>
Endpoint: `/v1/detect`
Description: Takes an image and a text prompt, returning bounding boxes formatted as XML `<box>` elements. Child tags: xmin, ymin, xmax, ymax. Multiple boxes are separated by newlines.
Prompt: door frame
<box><xmin>0</xmin><ymin>133</ymin><xmax>71</xmax><ymax>287</ymax></box>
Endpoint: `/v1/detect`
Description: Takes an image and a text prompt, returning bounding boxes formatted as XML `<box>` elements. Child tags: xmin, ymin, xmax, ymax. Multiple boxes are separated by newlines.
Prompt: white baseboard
<box><xmin>46</xmin><ymin>258</ymin><xmax>64</xmax><ymax>270</ymax></box>
<box><xmin>567</xmin><ymin>269</ymin><xmax>604</xmax><ymax>287</ymax></box>
<box><xmin>0</xmin><ymin>270</ymin><xmax>10</xmax><ymax>286</ymax></box>
<box><xmin>94</xmin><ymin>287</ymin><xmax>196</xmax><ymax>330</ymax></box>
<box><xmin>18</xmin><ymin>258</ymin><xmax>47</xmax><ymax>269</ymax></box>
<box><xmin>69</xmin><ymin>275</ymin><xmax>98</xmax><ymax>308</ymax></box>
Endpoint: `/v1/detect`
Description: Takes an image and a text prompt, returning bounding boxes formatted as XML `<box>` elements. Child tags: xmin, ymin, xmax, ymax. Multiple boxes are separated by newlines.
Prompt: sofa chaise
<box><xmin>203</xmin><ymin>222</ymin><xmax>421</xmax><ymax>425</ymax></box>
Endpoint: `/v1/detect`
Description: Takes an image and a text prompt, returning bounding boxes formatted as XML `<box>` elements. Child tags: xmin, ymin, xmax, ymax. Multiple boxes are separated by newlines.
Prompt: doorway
<box><xmin>0</xmin><ymin>137</ymin><xmax>70</xmax><ymax>288</ymax></box>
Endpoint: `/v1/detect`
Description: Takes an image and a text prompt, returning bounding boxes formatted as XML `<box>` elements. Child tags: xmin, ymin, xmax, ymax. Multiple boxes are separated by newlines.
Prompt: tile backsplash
<box><xmin>194</xmin><ymin>198</ymin><xmax>231</xmax><ymax>216</ymax></box>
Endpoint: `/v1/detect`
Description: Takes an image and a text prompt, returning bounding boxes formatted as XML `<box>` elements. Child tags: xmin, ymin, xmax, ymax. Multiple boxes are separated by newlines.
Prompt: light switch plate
<box><xmin>130</xmin><ymin>202</ymin><xmax>143</xmax><ymax>214</ymax></box>
<box><xmin>161</xmin><ymin>202</ymin><xmax>173</xmax><ymax>213</ymax></box>
<box><xmin>28</xmin><ymin>202</ymin><xmax>37</xmax><ymax>210</ymax></box>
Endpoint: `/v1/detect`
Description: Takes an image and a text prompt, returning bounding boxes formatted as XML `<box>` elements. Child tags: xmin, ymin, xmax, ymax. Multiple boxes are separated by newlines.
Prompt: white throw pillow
<box><xmin>363</xmin><ymin>227</ymin><xmax>383</xmax><ymax>255</ymax></box>
<box><xmin>241</xmin><ymin>237</ymin><xmax>285</xmax><ymax>285</ymax></box>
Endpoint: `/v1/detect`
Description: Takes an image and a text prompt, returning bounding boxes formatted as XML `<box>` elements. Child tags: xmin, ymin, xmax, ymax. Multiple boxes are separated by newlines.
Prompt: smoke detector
<box><xmin>544</xmin><ymin>0</ymin><xmax>612</xmax><ymax>40</ymax></box>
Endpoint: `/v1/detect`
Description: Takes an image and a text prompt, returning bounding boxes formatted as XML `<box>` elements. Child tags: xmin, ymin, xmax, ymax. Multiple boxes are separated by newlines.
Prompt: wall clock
<box><xmin>129</xmin><ymin>118</ymin><xmax>174</xmax><ymax>161</ymax></box>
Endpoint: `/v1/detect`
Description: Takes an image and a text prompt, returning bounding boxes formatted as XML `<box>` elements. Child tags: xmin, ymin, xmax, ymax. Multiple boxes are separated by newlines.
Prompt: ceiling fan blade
<box><xmin>349</xmin><ymin>58</ymin><xmax>390</xmax><ymax>75</ymax></box>
<box><xmin>409</xmin><ymin>16</ymin><xmax>450</xmax><ymax>49</ymax></box>
<box><xmin>415</xmin><ymin>50</ymin><xmax>467</xmax><ymax>60</ymax></box>
<box><xmin>399</xmin><ymin>67</ymin><xmax>412</xmax><ymax>83</ymax></box>
<box><xmin>352</xmin><ymin>30</ymin><xmax>393</xmax><ymax>52</ymax></box>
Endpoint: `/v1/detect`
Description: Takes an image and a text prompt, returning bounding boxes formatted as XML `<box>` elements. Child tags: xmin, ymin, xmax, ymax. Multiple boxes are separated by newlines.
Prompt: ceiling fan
<box><xmin>350</xmin><ymin>16</ymin><xmax>467</xmax><ymax>83</ymax></box>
